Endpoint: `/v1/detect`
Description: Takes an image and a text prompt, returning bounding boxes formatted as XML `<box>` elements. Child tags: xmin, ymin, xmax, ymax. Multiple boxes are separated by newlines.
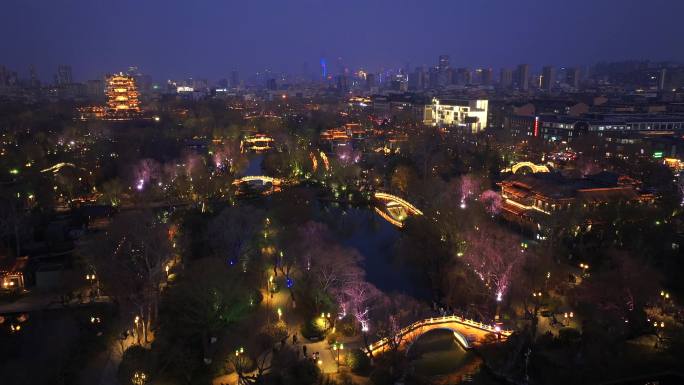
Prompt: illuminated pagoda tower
<box><xmin>106</xmin><ymin>73</ymin><xmax>141</xmax><ymax>119</ymax></box>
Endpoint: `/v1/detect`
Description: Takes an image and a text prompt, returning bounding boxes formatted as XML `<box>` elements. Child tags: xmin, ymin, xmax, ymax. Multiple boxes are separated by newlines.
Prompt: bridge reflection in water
<box><xmin>373</xmin><ymin>192</ymin><xmax>423</xmax><ymax>228</ymax></box>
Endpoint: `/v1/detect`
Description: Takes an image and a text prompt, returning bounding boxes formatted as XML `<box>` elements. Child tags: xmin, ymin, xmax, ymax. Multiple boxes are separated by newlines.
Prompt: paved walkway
<box><xmin>214</xmin><ymin>277</ymin><xmax>353</xmax><ymax>385</ymax></box>
<box><xmin>264</xmin><ymin>282</ymin><xmax>340</xmax><ymax>374</ymax></box>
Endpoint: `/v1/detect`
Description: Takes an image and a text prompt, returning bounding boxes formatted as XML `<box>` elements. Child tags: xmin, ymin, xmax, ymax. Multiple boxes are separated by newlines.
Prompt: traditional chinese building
<box><xmin>499</xmin><ymin>171</ymin><xmax>654</xmax><ymax>227</ymax></box>
<box><xmin>106</xmin><ymin>73</ymin><xmax>141</xmax><ymax>119</ymax></box>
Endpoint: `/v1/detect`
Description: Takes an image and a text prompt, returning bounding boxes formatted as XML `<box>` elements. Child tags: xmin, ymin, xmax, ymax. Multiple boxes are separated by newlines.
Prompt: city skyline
<box><xmin>4</xmin><ymin>0</ymin><xmax>684</xmax><ymax>81</ymax></box>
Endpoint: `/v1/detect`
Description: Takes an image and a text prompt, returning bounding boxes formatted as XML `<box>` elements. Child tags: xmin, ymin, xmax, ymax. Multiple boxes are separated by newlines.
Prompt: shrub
<box><xmin>346</xmin><ymin>348</ymin><xmax>371</xmax><ymax>375</ymax></box>
<box><xmin>117</xmin><ymin>345</ymin><xmax>153</xmax><ymax>385</ymax></box>
<box><xmin>300</xmin><ymin>319</ymin><xmax>325</xmax><ymax>341</ymax></box>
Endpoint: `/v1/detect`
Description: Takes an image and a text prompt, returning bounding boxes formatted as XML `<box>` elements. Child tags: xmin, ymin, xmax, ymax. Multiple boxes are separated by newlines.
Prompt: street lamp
<box><xmin>132</xmin><ymin>371</ymin><xmax>146</xmax><ymax>385</ymax></box>
<box><xmin>134</xmin><ymin>316</ymin><xmax>141</xmax><ymax>344</ymax></box>
<box><xmin>332</xmin><ymin>342</ymin><xmax>344</xmax><ymax>369</ymax></box>
<box><xmin>579</xmin><ymin>263</ymin><xmax>589</xmax><ymax>277</ymax></box>
<box><xmin>277</xmin><ymin>307</ymin><xmax>283</xmax><ymax>321</ymax></box>
<box><xmin>321</xmin><ymin>312</ymin><xmax>331</xmax><ymax>330</ymax></box>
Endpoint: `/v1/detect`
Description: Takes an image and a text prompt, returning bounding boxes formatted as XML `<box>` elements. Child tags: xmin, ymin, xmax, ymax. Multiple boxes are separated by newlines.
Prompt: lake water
<box><xmin>243</xmin><ymin>153</ymin><xmax>496</xmax><ymax>383</ymax></box>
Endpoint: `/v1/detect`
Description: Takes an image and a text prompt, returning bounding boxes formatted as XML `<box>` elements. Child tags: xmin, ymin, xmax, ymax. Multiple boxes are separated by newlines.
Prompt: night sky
<box><xmin>4</xmin><ymin>0</ymin><xmax>684</xmax><ymax>81</ymax></box>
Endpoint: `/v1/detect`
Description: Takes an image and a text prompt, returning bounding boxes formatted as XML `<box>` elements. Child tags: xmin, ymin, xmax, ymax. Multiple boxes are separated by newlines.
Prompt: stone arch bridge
<box><xmin>367</xmin><ymin>315</ymin><xmax>512</xmax><ymax>356</ymax></box>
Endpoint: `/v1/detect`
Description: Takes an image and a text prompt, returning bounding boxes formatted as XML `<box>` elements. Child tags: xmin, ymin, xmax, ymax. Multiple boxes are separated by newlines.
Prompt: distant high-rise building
<box><xmin>320</xmin><ymin>58</ymin><xmax>327</xmax><ymax>79</ymax></box>
<box><xmin>566</xmin><ymin>67</ymin><xmax>581</xmax><ymax>89</ymax></box>
<box><xmin>515</xmin><ymin>64</ymin><xmax>529</xmax><ymax>91</ymax></box>
<box><xmin>456</xmin><ymin>68</ymin><xmax>471</xmax><ymax>85</ymax></box>
<box><xmin>366</xmin><ymin>73</ymin><xmax>376</xmax><ymax>90</ymax></box>
<box><xmin>390</xmin><ymin>74</ymin><xmax>408</xmax><ymax>92</ymax></box>
<box><xmin>106</xmin><ymin>73</ymin><xmax>141</xmax><ymax>118</ymax></box>
<box><xmin>86</xmin><ymin>79</ymin><xmax>105</xmax><ymax>101</ymax></box>
<box><xmin>658</xmin><ymin>68</ymin><xmax>667</xmax><ymax>91</ymax></box>
<box><xmin>480</xmin><ymin>68</ymin><xmax>493</xmax><ymax>86</ymax></box>
<box><xmin>0</xmin><ymin>65</ymin><xmax>9</xmax><ymax>87</ymax></box>
<box><xmin>230</xmin><ymin>70</ymin><xmax>239</xmax><ymax>89</ymax></box>
<box><xmin>541</xmin><ymin>65</ymin><xmax>555</xmax><ymax>90</ymax></box>
<box><xmin>56</xmin><ymin>65</ymin><xmax>72</xmax><ymax>85</ymax></box>
<box><xmin>500</xmin><ymin>68</ymin><xmax>513</xmax><ymax>88</ymax></box>
<box><xmin>266</xmin><ymin>78</ymin><xmax>277</xmax><ymax>91</ymax></box>
<box><xmin>336</xmin><ymin>75</ymin><xmax>349</xmax><ymax>92</ymax></box>
<box><xmin>29</xmin><ymin>65</ymin><xmax>40</xmax><ymax>88</ymax></box>
<box><xmin>408</xmin><ymin>67</ymin><xmax>426</xmax><ymax>90</ymax></box>
<box><xmin>438</xmin><ymin>55</ymin><xmax>450</xmax><ymax>71</ymax></box>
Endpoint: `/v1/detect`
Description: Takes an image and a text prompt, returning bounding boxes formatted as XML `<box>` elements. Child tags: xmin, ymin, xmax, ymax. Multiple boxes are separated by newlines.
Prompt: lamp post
<box><xmin>85</xmin><ymin>273</ymin><xmax>99</xmax><ymax>298</ymax></box>
<box><xmin>332</xmin><ymin>342</ymin><xmax>344</xmax><ymax>370</ymax></box>
<box><xmin>132</xmin><ymin>371</ymin><xmax>146</xmax><ymax>385</ymax></box>
<box><xmin>321</xmin><ymin>312</ymin><xmax>331</xmax><ymax>330</ymax></box>
<box><xmin>579</xmin><ymin>263</ymin><xmax>589</xmax><ymax>278</ymax></box>
<box><xmin>134</xmin><ymin>316</ymin><xmax>141</xmax><ymax>345</ymax></box>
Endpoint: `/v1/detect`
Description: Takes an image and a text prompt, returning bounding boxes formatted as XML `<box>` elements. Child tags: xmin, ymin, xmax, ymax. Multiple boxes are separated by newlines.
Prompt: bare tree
<box><xmin>463</xmin><ymin>223</ymin><xmax>527</xmax><ymax>305</ymax></box>
<box><xmin>79</xmin><ymin>210</ymin><xmax>172</xmax><ymax>342</ymax></box>
<box><xmin>208</xmin><ymin>206</ymin><xmax>264</xmax><ymax>270</ymax></box>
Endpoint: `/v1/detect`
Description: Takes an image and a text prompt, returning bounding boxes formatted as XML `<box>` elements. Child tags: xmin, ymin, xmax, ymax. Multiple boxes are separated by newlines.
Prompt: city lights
<box><xmin>2</xmin><ymin>8</ymin><xmax>683</xmax><ymax>384</ymax></box>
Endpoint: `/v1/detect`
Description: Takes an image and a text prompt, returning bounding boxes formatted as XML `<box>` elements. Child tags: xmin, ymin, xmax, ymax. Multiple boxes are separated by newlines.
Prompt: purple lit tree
<box><xmin>338</xmin><ymin>280</ymin><xmax>381</xmax><ymax>334</ymax></box>
<box><xmin>295</xmin><ymin>221</ymin><xmax>365</xmax><ymax>312</ymax></box>
<box><xmin>133</xmin><ymin>158</ymin><xmax>161</xmax><ymax>191</ymax></box>
<box><xmin>479</xmin><ymin>189</ymin><xmax>503</xmax><ymax>215</ymax></box>
<box><xmin>462</xmin><ymin>224</ymin><xmax>527</xmax><ymax>306</ymax></box>
<box><xmin>458</xmin><ymin>174</ymin><xmax>479</xmax><ymax>208</ymax></box>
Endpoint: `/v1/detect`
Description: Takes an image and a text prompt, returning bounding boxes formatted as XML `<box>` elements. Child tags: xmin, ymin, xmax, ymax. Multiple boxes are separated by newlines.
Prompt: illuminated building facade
<box><xmin>1</xmin><ymin>256</ymin><xmax>28</xmax><ymax>290</ymax></box>
<box><xmin>499</xmin><ymin>172</ymin><xmax>653</xmax><ymax>227</ymax></box>
<box><xmin>106</xmin><ymin>73</ymin><xmax>141</xmax><ymax>119</ymax></box>
<box><xmin>423</xmin><ymin>98</ymin><xmax>489</xmax><ymax>132</ymax></box>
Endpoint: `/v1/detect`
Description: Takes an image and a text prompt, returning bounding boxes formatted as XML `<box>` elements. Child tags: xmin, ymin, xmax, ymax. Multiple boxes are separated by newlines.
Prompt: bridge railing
<box><xmin>368</xmin><ymin>315</ymin><xmax>513</xmax><ymax>353</ymax></box>
<box><xmin>374</xmin><ymin>192</ymin><xmax>423</xmax><ymax>215</ymax></box>
<box><xmin>232</xmin><ymin>176</ymin><xmax>283</xmax><ymax>186</ymax></box>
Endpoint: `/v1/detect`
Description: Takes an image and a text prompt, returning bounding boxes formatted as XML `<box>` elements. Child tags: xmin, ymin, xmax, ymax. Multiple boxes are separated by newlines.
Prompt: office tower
<box><xmin>456</xmin><ymin>68</ymin><xmax>471</xmax><ymax>85</ymax></box>
<box><xmin>266</xmin><ymin>78</ymin><xmax>277</xmax><ymax>91</ymax></box>
<box><xmin>0</xmin><ymin>65</ymin><xmax>8</xmax><ymax>87</ymax></box>
<box><xmin>515</xmin><ymin>64</ymin><xmax>529</xmax><ymax>91</ymax></box>
<box><xmin>86</xmin><ymin>79</ymin><xmax>105</xmax><ymax>100</ymax></box>
<box><xmin>106</xmin><ymin>73</ymin><xmax>141</xmax><ymax>118</ymax></box>
<box><xmin>500</xmin><ymin>68</ymin><xmax>513</xmax><ymax>88</ymax></box>
<box><xmin>438</xmin><ymin>55</ymin><xmax>450</xmax><ymax>71</ymax></box>
<box><xmin>366</xmin><ymin>73</ymin><xmax>376</xmax><ymax>90</ymax></box>
<box><xmin>336</xmin><ymin>75</ymin><xmax>349</xmax><ymax>92</ymax></box>
<box><xmin>658</xmin><ymin>68</ymin><xmax>667</xmax><ymax>91</ymax></box>
<box><xmin>566</xmin><ymin>67</ymin><xmax>581</xmax><ymax>89</ymax></box>
<box><xmin>480</xmin><ymin>68</ymin><xmax>493</xmax><ymax>85</ymax></box>
<box><xmin>230</xmin><ymin>71</ymin><xmax>239</xmax><ymax>88</ymax></box>
<box><xmin>28</xmin><ymin>65</ymin><xmax>40</xmax><ymax>87</ymax></box>
<box><xmin>335</xmin><ymin>56</ymin><xmax>346</xmax><ymax>75</ymax></box>
<box><xmin>56</xmin><ymin>65</ymin><xmax>73</xmax><ymax>85</ymax></box>
<box><xmin>320</xmin><ymin>58</ymin><xmax>327</xmax><ymax>79</ymax></box>
<box><xmin>408</xmin><ymin>67</ymin><xmax>425</xmax><ymax>90</ymax></box>
<box><xmin>541</xmin><ymin>65</ymin><xmax>555</xmax><ymax>90</ymax></box>
<box><xmin>390</xmin><ymin>74</ymin><xmax>408</xmax><ymax>92</ymax></box>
